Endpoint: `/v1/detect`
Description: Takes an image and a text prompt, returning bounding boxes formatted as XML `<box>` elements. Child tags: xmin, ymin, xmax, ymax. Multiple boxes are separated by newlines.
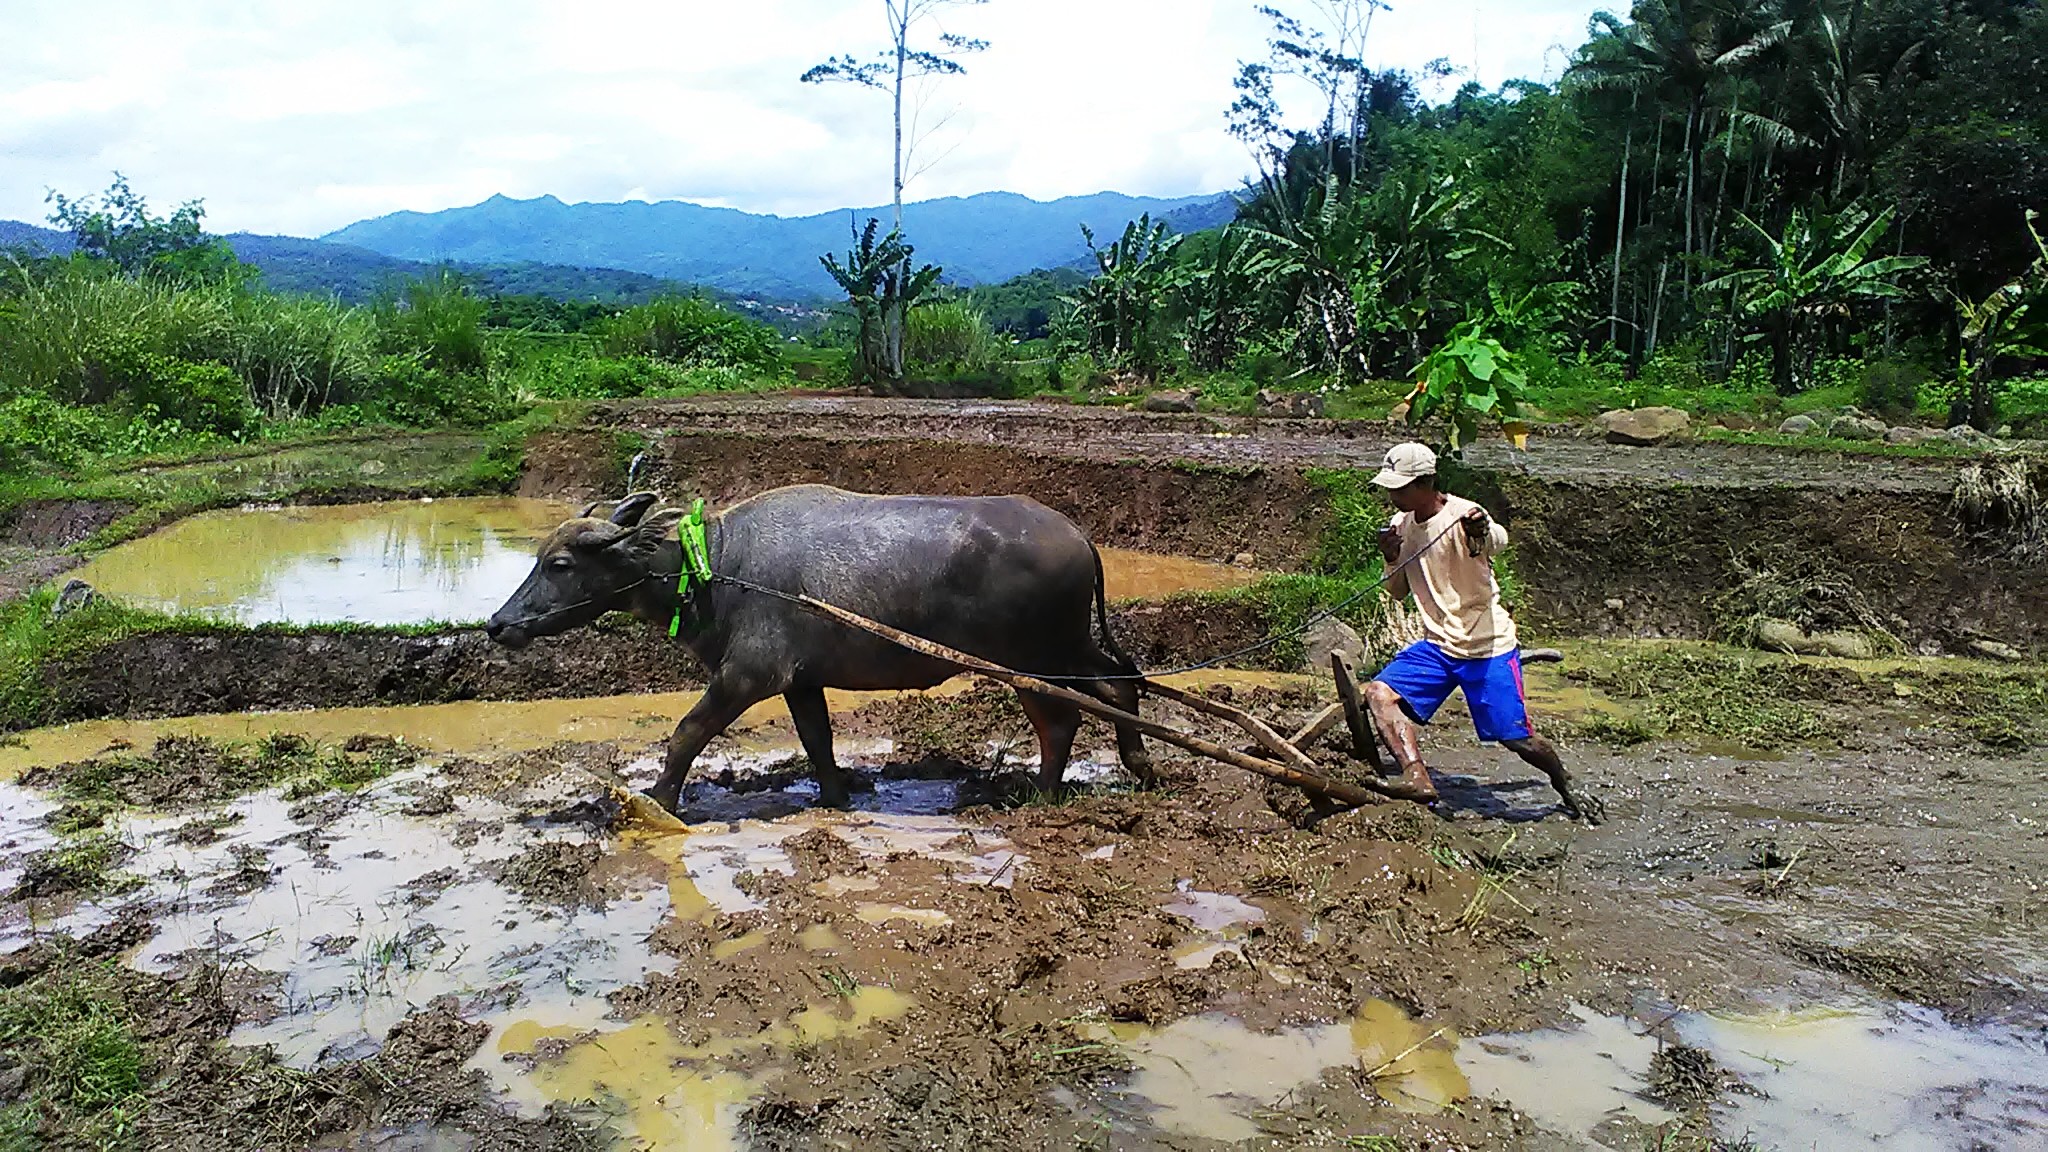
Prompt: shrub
<box><xmin>0</xmin><ymin>395</ymin><xmax>108</xmax><ymax>470</ymax></box>
<box><xmin>369</xmin><ymin>355</ymin><xmax>509</xmax><ymax>427</ymax></box>
<box><xmin>903</xmin><ymin>301</ymin><xmax>1001</xmax><ymax>375</ymax></box>
<box><xmin>599</xmin><ymin>296</ymin><xmax>781</xmax><ymax>370</ymax></box>
<box><xmin>129</xmin><ymin>356</ymin><xmax>255</xmax><ymax>435</ymax></box>
<box><xmin>1857</xmin><ymin>360</ymin><xmax>1926</xmax><ymax>421</ymax></box>
<box><xmin>374</xmin><ymin>271</ymin><xmax>488</xmax><ymax>377</ymax></box>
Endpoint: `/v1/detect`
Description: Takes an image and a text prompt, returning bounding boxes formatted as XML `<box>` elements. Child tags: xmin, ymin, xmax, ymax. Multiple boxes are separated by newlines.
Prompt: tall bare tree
<box><xmin>802</xmin><ymin>1</ymin><xmax>989</xmax><ymax>383</ymax></box>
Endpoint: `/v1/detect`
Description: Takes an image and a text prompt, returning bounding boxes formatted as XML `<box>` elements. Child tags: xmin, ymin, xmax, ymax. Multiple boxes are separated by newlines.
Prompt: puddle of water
<box><xmin>1083</xmin><ymin>1001</ymin><xmax>1466</xmax><ymax>1141</ymax></box>
<box><xmin>74</xmin><ymin>498</ymin><xmax>574</xmax><ymax>626</ymax></box>
<box><xmin>1160</xmin><ymin>880</ymin><xmax>1269</xmax><ymax>972</ymax></box>
<box><xmin>1098</xmin><ymin>548</ymin><xmax>1260</xmax><ymax>600</ymax></box>
<box><xmin>1460</xmin><ymin>1005</ymin><xmax>1678</xmax><ymax>1136</ymax></box>
<box><xmin>854</xmin><ymin>903</ymin><xmax>952</xmax><ymax>927</ymax></box>
<box><xmin>485</xmin><ymin>987</ymin><xmax>913</xmax><ymax>1151</ymax></box>
<box><xmin>1461</xmin><ymin>1002</ymin><xmax>2048</xmax><ymax>1150</ymax></box>
<box><xmin>1682</xmin><ymin>1005</ymin><xmax>2048</xmax><ymax>1150</ymax></box>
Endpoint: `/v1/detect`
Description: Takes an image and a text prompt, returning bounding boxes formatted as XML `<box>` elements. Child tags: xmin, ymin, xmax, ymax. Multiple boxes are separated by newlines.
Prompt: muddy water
<box><xmin>71</xmin><ymin>498</ymin><xmax>1258</xmax><ymax>626</ymax></box>
<box><xmin>1462</xmin><ymin>1001</ymin><xmax>2048</xmax><ymax>1150</ymax></box>
<box><xmin>73</xmin><ymin>498</ymin><xmax>573</xmax><ymax>625</ymax></box>
<box><xmin>0</xmin><ymin>668</ymin><xmax>1313</xmax><ymax>782</ymax></box>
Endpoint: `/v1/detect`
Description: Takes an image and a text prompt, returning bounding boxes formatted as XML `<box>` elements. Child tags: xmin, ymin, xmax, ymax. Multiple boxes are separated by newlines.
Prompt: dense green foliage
<box><xmin>1031</xmin><ymin>0</ymin><xmax>2048</xmax><ymax>434</ymax></box>
<box><xmin>0</xmin><ymin>180</ymin><xmax>797</xmax><ymax>475</ymax></box>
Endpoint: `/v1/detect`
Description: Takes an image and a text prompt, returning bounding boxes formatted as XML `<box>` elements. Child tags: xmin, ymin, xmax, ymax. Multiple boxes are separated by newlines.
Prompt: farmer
<box><xmin>1366</xmin><ymin>442</ymin><xmax>1600</xmax><ymax>823</ymax></box>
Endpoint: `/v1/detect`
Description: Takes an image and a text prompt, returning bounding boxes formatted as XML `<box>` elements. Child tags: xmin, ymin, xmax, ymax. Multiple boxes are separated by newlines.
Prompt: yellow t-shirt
<box><xmin>1384</xmin><ymin>494</ymin><xmax>1518</xmax><ymax>660</ymax></box>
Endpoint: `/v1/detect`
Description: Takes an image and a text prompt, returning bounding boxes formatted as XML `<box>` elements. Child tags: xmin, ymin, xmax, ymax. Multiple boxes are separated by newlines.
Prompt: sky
<box><xmin>1</xmin><ymin>0</ymin><xmax>1604</xmax><ymax>238</ymax></box>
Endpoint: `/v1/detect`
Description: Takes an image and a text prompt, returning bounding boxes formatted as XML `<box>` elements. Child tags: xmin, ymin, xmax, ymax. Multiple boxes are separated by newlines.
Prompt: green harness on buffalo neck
<box><xmin>671</xmin><ymin>498</ymin><xmax>713</xmax><ymax>639</ymax></box>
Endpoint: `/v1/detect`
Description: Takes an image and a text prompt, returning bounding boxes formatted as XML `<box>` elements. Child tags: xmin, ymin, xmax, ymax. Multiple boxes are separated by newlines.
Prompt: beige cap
<box><xmin>1371</xmin><ymin>442</ymin><xmax>1438</xmax><ymax>488</ymax></box>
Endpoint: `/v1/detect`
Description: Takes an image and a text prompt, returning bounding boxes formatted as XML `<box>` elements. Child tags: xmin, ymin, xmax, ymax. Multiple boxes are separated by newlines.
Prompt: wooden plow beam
<box><xmin>790</xmin><ymin>594</ymin><xmax>1397</xmax><ymax>809</ymax></box>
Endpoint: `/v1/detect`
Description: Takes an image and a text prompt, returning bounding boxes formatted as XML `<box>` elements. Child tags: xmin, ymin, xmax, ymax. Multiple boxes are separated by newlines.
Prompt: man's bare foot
<box><xmin>1381</xmin><ymin>764</ymin><xmax>1439</xmax><ymax>805</ymax></box>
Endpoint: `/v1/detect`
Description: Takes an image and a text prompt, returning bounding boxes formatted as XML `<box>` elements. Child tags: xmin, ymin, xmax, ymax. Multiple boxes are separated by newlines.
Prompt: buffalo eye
<box><xmin>547</xmin><ymin>555</ymin><xmax>575</xmax><ymax>572</ymax></box>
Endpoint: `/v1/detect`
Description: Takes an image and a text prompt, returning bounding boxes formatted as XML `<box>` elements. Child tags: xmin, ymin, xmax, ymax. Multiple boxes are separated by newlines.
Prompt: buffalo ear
<box><xmin>577</xmin><ymin>500</ymin><xmax>606</xmax><ymax>519</ymax></box>
<box><xmin>610</xmin><ymin>506</ymin><xmax>688</xmax><ymax>564</ymax></box>
<box><xmin>610</xmin><ymin>492</ymin><xmax>661</xmax><ymax>527</ymax></box>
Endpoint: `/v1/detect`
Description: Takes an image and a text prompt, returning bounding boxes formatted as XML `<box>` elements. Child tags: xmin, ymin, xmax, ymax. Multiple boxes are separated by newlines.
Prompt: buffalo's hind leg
<box><xmin>1089</xmin><ymin>676</ymin><xmax>1155</xmax><ymax>786</ymax></box>
<box><xmin>1017</xmin><ymin>690</ymin><xmax>1081</xmax><ymax>792</ymax></box>
<box><xmin>647</xmin><ymin>677</ymin><xmax>768</xmax><ymax>814</ymax></box>
<box><xmin>787</xmin><ymin>685</ymin><xmax>855</xmax><ymax>810</ymax></box>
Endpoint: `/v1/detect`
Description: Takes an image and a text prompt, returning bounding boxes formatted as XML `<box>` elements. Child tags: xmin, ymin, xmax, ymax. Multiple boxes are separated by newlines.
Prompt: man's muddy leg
<box><xmin>1018</xmin><ymin>690</ymin><xmax>1082</xmax><ymax>791</ymax></box>
<box><xmin>1364</xmin><ymin>680</ymin><xmax>1438</xmax><ymax>804</ymax></box>
<box><xmin>647</xmin><ymin>679</ymin><xmax>762</xmax><ymax>813</ymax></box>
<box><xmin>1501</xmin><ymin>733</ymin><xmax>1603</xmax><ymax>824</ymax></box>
<box><xmin>786</xmin><ymin>685</ymin><xmax>854</xmax><ymax>810</ymax></box>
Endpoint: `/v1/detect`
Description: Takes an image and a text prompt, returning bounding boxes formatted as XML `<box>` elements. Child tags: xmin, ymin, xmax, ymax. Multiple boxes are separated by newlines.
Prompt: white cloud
<box><xmin>0</xmin><ymin>0</ymin><xmax>1601</xmax><ymax>237</ymax></box>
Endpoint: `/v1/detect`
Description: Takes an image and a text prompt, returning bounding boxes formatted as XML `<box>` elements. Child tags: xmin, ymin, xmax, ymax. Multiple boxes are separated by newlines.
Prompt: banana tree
<box><xmin>1951</xmin><ymin>210</ymin><xmax>2048</xmax><ymax>430</ymax></box>
<box><xmin>822</xmin><ymin>219</ymin><xmax>941</xmax><ymax>391</ymax></box>
<box><xmin>1702</xmin><ymin>203</ymin><xmax>1925</xmax><ymax>392</ymax></box>
<box><xmin>1241</xmin><ymin>174</ymin><xmax>1376</xmax><ymax>380</ymax></box>
<box><xmin>1059</xmin><ymin>216</ymin><xmax>1184</xmax><ymax>381</ymax></box>
<box><xmin>1408</xmin><ymin>316</ymin><xmax>1529</xmax><ymax>452</ymax></box>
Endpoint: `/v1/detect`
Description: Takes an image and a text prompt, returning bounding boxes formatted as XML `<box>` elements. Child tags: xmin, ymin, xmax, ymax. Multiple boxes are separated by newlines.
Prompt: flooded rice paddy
<box><xmin>70</xmin><ymin>498</ymin><xmax>1262</xmax><ymax>625</ymax></box>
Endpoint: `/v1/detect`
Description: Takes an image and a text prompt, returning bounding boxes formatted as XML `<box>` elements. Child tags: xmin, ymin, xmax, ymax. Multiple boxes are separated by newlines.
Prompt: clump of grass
<box><xmin>1645</xmin><ymin>1044</ymin><xmax>1725</xmax><ymax>1110</ymax></box>
<box><xmin>0</xmin><ymin>958</ymin><xmax>147</xmax><ymax>1145</ymax></box>
<box><xmin>1954</xmin><ymin>459</ymin><xmax>2046</xmax><ymax>565</ymax></box>
<box><xmin>1713</xmin><ymin>553</ymin><xmax>1900</xmax><ymax>654</ymax></box>
<box><xmin>10</xmin><ymin>833</ymin><xmax>139</xmax><ymax>899</ymax></box>
<box><xmin>1575</xmin><ymin>710</ymin><xmax>1665</xmax><ymax>747</ymax></box>
<box><xmin>27</xmin><ymin>732</ymin><xmax>415</xmax><ymax>812</ymax></box>
<box><xmin>1579</xmin><ymin>646</ymin><xmax>1840</xmax><ymax>748</ymax></box>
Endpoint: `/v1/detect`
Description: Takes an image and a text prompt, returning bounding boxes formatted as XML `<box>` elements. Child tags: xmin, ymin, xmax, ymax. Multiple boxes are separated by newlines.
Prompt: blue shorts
<box><xmin>1372</xmin><ymin>642</ymin><xmax>1532</xmax><ymax>743</ymax></box>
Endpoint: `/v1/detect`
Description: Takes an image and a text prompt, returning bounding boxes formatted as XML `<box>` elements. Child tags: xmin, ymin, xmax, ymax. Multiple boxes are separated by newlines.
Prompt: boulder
<box><xmin>1302</xmin><ymin>617</ymin><xmax>1365</xmax><ymax>674</ymax></box>
<box><xmin>1754</xmin><ymin>619</ymin><xmax>1813</xmax><ymax>655</ymax></box>
<box><xmin>1777</xmin><ymin>414</ymin><xmax>1820</xmax><ymax>436</ymax></box>
<box><xmin>1256</xmin><ymin>389</ymin><xmax>1324</xmax><ymax>418</ymax></box>
<box><xmin>1717</xmin><ymin>413</ymin><xmax>1758</xmax><ymax>431</ymax></box>
<box><xmin>1827</xmin><ymin>414</ymin><xmax>1889</xmax><ymax>441</ymax></box>
<box><xmin>1598</xmin><ymin>406</ymin><xmax>1693</xmax><ymax>446</ymax></box>
<box><xmin>49</xmin><ymin>579</ymin><xmax>96</xmax><ymax>621</ymax></box>
<box><xmin>1142</xmin><ymin>389</ymin><xmax>1198</xmax><ymax>414</ymax></box>
<box><xmin>1387</xmin><ymin>401</ymin><xmax>1412</xmax><ymax>424</ymax></box>
<box><xmin>1968</xmin><ymin>639</ymin><xmax>2025</xmax><ymax>663</ymax></box>
<box><xmin>1814</xmin><ymin>630</ymin><xmax>1876</xmax><ymax>660</ymax></box>
<box><xmin>1884</xmin><ymin>426</ymin><xmax>1939</xmax><ymax>445</ymax></box>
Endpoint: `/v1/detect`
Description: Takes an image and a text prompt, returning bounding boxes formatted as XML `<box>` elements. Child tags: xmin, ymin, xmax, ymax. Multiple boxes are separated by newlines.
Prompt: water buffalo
<box><xmin>486</xmin><ymin>484</ymin><xmax>1154</xmax><ymax>812</ymax></box>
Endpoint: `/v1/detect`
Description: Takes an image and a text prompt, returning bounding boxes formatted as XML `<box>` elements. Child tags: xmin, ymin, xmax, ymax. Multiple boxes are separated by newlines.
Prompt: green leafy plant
<box><xmin>1408</xmin><ymin>317</ymin><xmax>1528</xmax><ymax>451</ymax></box>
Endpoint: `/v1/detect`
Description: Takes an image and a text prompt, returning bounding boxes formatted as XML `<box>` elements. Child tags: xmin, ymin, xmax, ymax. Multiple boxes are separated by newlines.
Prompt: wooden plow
<box><xmin>792</xmin><ymin>594</ymin><xmax>1398</xmax><ymax>809</ymax></box>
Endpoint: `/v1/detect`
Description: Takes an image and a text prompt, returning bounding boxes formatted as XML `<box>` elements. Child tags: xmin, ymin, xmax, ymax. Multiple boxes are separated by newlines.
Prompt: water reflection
<box><xmin>73</xmin><ymin>498</ymin><xmax>574</xmax><ymax>626</ymax></box>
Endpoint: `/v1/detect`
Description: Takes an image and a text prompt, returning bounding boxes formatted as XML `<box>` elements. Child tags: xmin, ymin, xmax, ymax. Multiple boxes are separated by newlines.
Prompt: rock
<box><xmin>1141</xmin><ymin>389</ymin><xmax>1198</xmax><ymax>414</ymax></box>
<box><xmin>1968</xmin><ymin>639</ymin><xmax>2025</xmax><ymax>662</ymax></box>
<box><xmin>1717</xmin><ymin>413</ymin><xmax>1758</xmax><ymax>431</ymax></box>
<box><xmin>1387</xmin><ymin>401</ymin><xmax>1411</xmax><ymax>424</ymax></box>
<box><xmin>1230</xmin><ymin>552</ymin><xmax>1256</xmax><ymax>568</ymax></box>
<box><xmin>1778</xmin><ymin>414</ymin><xmax>1820</xmax><ymax>436</ymax></box>
<box><xmin>1754</xmin><ymin>619</ymin><xmax>1814</xmax><ymax>655</ymax></box>
<box><xmin>1814</xmin><ymin>630</ymin><xmax>1876</xmax><ymax>660</ymax></box>
<box><xmin>1885</xmin><ymin>426</ymin><xmax>1939</xmax><ymax>445</ymax></box>
<box><xmin>49</xmin><ymin>579</ymin><xmax>95</xmax><ymax>621</ymax></box>
<box><xmin>1256</xmin><ymin>389</ymin><xmax>1325</xmax><ymax>418</ymax></box>
<box><xmin>358</xmin><ymin>459</ymin><xmax>387</xmax><ymax>476</ymax></box>
<box><xmin>1302</xmin><ymin>618</ymin><xmax>1365</xmax><ymax>674</ymax></box>
<box><xmin>1598</xmin><ymin>406</ymin><xmax>1692</xmax><ymax>447</ymax></box>
<box><xmin>1603</xmin><ymin>598</ymin><xmax>1626</xmax><ymax>612</ymax></box>
<box><xmin>1826</xmin><ymin>414</ymin><xmax>1889</xmax><ymax>441</ymax></box>
<box><xmin>1945</xmin><ymin>425</ymin><xmax>1994</xmax><ymax>446</ymax></box>
<box><xmin>1997</xmin><ymin>424</ymin><xmax>2015</xmax><ymax>438</ymax></box>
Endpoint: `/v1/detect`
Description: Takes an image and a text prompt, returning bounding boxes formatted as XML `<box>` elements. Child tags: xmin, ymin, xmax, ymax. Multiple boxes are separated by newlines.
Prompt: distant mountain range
<box><xmin>0</xmin><ymin>221</ymin><xmax>803</xmax><ymax>319</ymax></box>
<box><xmin>3</xmin><ymin>186</ymin><xmax>1240</xmax><ymax>305</ymax></box>
<box><xmin>325</xmin><ymin>190</ymin><xmax>1240</xmax><ymax>298</ymax></box>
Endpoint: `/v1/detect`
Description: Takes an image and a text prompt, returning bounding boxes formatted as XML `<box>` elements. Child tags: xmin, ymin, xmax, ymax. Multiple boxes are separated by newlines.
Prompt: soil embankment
<box><xmin>530</xmin><ymin>394</ymin><xmax>2043</xmax><ymax>650</ymax></box>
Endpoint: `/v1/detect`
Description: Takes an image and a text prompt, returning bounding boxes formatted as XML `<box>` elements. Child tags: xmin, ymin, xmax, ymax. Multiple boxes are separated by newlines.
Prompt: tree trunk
<box><xmin>1771</xmin><ymin>312</ymin><xmax>1794</xmax><ymax>395</ymax></box>
<box><xmin>1682</xmin><ymin>95</ymin><xmax>1699</xmax><ymax>300</ymax></box>
<box><xmin>1610</xmin><ymin>96</ymin><xmax>1635</xmax><ymax>348</ymax></box>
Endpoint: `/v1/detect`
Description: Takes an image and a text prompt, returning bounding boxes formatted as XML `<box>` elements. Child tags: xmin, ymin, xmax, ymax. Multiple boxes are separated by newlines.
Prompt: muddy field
<box><xmin>1</xmin><ymin>405</ymin><xmax>2045</xmax><ymax>1151</ymax></box>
